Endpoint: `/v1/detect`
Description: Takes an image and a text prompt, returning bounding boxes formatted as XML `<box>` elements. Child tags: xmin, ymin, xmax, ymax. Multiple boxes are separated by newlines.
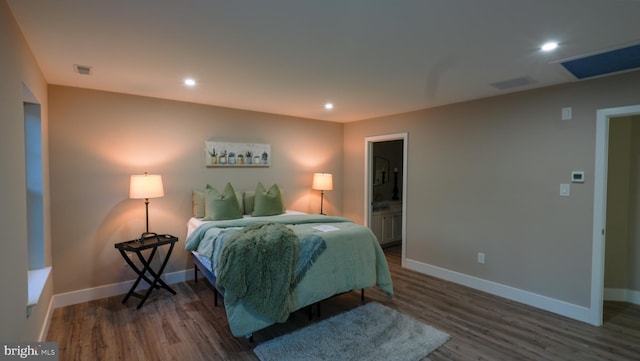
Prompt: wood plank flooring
<box><xmin>46</xmin><ymin>246</ymin><xmax>640</xmax><ymax>360</ymax></box>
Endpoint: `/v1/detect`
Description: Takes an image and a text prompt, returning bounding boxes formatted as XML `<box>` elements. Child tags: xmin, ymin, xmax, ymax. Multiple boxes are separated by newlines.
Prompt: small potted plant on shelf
<box><xmin>219</xmin><ymin>150</ymin><xmax>228</xmax><ymax>164</ymax></box>
<box><xmin>208</xmin><ymin>147</ymin><xmax>217</xmax><ymax>164</ymax></box>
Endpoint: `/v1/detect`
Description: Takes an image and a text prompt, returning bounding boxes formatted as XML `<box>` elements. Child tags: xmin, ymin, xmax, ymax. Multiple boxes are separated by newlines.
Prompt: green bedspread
<box><xmin>185</xmin><ymin>214</ymin><xmax>394</xmax><ymax>337</ymax></box>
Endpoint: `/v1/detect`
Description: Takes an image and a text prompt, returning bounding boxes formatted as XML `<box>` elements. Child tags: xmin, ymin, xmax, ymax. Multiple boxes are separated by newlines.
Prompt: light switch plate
<box><xmin>562</xmin><ymin>107</ymin><xmax>572</xmax><ymax>120</ymax></box>
<box><xmin>560</xmin><ymin>183</ymin><xmax>570</xmax><ymax>196</ymax></box>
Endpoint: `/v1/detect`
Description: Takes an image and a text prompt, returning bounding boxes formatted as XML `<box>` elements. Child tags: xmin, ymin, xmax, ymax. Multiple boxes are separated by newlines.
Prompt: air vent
<box><xmin>73</xmin><ymin>64</ymin><xmax>92</xmax><ymax>75</ymax></box>
<box><xmin>560</xmin><ymin>43</ymin><xmax>640</xmax><ymax>79</ymax></box>
<box><xmin>490</xmin><ymin>76</ymin><xmax>537</xmax><ymax>90</ymax></box>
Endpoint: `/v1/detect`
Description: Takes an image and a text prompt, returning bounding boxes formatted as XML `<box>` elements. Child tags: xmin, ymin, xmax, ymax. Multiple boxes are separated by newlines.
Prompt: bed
<box><xmin>184</xmin><ymin>183</ymin><xmax>393</xmax><ymax>338</ymax></box>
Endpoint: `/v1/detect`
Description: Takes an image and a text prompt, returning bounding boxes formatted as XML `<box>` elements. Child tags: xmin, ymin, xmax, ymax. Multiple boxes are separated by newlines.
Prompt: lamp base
<box><xmin>319</xmin><ymin>190</ymin><xmax>326</xmax><ymax>215</ymax></box>
<box><xmin>138</xmin><ymin>232</ymin><xmax>160</xmax><ymax>243</ymax></box>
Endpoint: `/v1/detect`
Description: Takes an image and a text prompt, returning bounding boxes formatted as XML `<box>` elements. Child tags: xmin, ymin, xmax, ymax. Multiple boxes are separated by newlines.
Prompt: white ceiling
<box><xmin>7</xmin><ymin>0</ymin><xmax>640</xmax><ymax>122</ymax></box>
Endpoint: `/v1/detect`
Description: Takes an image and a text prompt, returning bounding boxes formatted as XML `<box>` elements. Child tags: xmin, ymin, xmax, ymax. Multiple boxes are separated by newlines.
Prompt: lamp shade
<box><xmin>312</xmin><ymin>173</ymin><xmax>333</xmax><ymax>191</ymax></box>
<box><xmin>129</xmin><ymin>173</ymin><xmax>164</xmax><ymax>199</ymax></box>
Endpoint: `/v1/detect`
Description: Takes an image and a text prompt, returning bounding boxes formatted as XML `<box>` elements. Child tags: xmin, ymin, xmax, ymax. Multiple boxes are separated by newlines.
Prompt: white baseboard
<box><xmin>404</xmin><ymin>258</ymin><xmax>594</xmax><ymax>324</ymax></box>
<box><xmin>49</xmin><ymin>263</ymin><xmax>633</xmax><ymax>331</ymax></box>
<box><xmin>604</xmin><ymin>288</ymin><xmax>640</xmax><ymax>305</ymax></box>
<box><xmin>51</xmin><ymin>268</ymin><xmax>195</xmax><ymax>309</ymax></box>
<box><xmin>39</xmin><ymin>297</ymin><xmax>55</xmax><ymax>342</ymax></box>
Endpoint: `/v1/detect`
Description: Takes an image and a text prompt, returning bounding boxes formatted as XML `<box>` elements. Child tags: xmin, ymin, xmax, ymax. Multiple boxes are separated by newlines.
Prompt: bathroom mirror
<box><xmin>373</xmin><ymin>156</ymin><xmax>390</xmax><ymax>186</ymax></box>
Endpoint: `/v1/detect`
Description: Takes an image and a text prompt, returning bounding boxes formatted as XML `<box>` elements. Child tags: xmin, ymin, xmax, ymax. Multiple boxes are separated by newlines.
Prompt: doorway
<box><xmin>593</xmin><ymin>104</ymin><xmax>640</xmax><ymax>326</ymax></box>
<box><xmin>365</xmin><ymin>133</ymin><xmax>408</xmax><ymax>264</ymax></box>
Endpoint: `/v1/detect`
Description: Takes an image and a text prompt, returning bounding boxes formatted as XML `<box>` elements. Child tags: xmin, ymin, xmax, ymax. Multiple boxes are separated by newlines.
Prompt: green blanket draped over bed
<box><xmin>217</xmin><ymin>223</ymin><xmax>298</xmax><ymax>322</ymax></box>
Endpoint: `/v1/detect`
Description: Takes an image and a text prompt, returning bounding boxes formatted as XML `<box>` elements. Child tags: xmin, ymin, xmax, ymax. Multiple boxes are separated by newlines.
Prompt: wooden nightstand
<box><xmin>114</xmin><ymin>233</ymin><xmax>178</xmax><ymax>309</ymax></box>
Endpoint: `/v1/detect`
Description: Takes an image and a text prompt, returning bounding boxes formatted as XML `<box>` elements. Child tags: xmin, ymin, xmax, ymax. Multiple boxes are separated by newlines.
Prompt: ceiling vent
<box><xmin>560</xmin><ymin>43</ymin><xmax>640</xmax><ymax>79</ymax></box>
<box><xmin>490</xmin><ymin>76</ymin><xmax>537</xmax><ymax>90</ymax></box>
<box><xmin>73</xmin><ymin>64</ymin><xmax>92</xmax><ymax>75</ymax></box>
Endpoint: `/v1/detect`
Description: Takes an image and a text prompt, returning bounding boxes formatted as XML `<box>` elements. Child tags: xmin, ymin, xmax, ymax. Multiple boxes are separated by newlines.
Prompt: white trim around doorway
<box><xmin>364</xmin><ymin>133</ymin><xmax>408</xmax><ymax>265</ymax></box>
<box><xmin>592</xmin><ymin>104</ymin><xmax>640</xmax><ymax>326</ymax></box>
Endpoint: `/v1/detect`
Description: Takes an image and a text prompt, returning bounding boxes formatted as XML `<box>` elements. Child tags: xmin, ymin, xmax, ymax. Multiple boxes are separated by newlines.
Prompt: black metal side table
<box><xmin>115</xmin><ymin>233</ymin><xmax>178</xmax><ymax>309</ymax></box>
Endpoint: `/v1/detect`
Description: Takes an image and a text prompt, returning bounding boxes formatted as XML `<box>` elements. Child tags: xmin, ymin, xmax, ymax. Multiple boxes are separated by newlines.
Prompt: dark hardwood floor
<box><xmin>47</xmin><ymin>246</ymin><xmax>640</xmax><ymax>360</ymax></box>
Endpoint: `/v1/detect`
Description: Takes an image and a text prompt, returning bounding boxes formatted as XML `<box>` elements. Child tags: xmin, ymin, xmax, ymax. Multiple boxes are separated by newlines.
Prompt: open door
<box><xmin>593</xmin><ymin>104</ymin><xmax>640</xmax><ymax>326</ymax></box>
<box><xmin>365</xmin><ymin>133</ymin><xmax>408</xmax><ymax>265</ymax></box>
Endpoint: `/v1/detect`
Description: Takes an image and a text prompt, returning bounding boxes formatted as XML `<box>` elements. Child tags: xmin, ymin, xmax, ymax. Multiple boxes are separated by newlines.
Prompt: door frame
<box><xmin>592</xmin><ymin>104</ymin><xmax>640</xmax><ymax>325</ymax></box>
<box><xmin>364</xmin><ymin>133</ymin><xmax>408</xmax><ymax>265</ymax></box>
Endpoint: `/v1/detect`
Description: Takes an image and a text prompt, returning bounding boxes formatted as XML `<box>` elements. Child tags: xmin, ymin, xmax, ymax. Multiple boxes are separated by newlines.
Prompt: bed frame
<box><xmin>191</xmin><ymin>252</ymin><xmax>365</xmax><ymax>338</ymax></box>
<box><xmin>191</xmin><ymin>252</ymin><xmax>222</xmax><ymax>306</ymax></box>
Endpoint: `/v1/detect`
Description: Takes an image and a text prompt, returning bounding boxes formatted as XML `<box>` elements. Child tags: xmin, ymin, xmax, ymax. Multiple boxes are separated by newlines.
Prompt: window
<box><xmin>24</xmin><ymin>101</ymin><xmax>44</xmax><ymax>270</ymax></box>
<box><xmin>23</xmin><ymin>85</ymin><xmax>50</xmax><ymax>314</ymax></box>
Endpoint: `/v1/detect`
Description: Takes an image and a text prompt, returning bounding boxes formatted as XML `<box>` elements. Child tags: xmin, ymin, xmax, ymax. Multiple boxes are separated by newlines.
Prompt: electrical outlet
<box><xmin>477</xmin><ymin>252</ymin><xmax>486</xmax><ymax>264</ymax></box>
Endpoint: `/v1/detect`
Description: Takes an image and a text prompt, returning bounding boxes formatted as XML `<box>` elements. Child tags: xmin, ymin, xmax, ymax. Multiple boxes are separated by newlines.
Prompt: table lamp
<box><xmin>312</xmin><ymin>173</ymin><xmax>333</xmax><ymax>215</ymax></box>
<box><xmin>129</xmin><ymin>172</ymin><xmax>164</xmax><ymax>234</ymax></box>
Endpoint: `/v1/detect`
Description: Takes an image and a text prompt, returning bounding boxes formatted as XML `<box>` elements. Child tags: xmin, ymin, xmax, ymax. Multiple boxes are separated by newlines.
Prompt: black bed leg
<box><xmin>214</xmin><ymin>290</ymin><xmax>218</xmax><ymax>307</ymax></box>
<box><xmin>361</xmin><ymin>289</ymin><xmax>365</xmax><ymax>303</ymax></box>
<box><xmin>194</xmin><ymin>267</ymin><xmax>198</xmax><ymax>283</ymax></box>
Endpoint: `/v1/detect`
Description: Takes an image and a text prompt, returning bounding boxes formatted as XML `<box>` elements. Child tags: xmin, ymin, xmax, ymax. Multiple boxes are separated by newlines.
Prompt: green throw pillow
<box><xmin>252</xmin><ymin>182</ymin><xmax>284</xmax><ymax>216</ymax></box>
<box><xmin>204</xmin><ymin>183</ymin><xmax>243</xmax><ymax>220</ymax></box>
<box><xmin>243</xmin><ymin>191</ymin><xmax>255</xmax><ymax>215</ymax></box>
<box><xmin>192</xmin><ymin>189</ymin><xmax>205</xmax><ymax>218</ymax></box>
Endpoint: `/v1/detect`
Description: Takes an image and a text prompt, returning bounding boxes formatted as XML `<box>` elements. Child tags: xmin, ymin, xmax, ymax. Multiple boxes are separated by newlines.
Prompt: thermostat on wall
<box><xmin>571</xmin><ymin>171</ymin><xmax>585</xmax><ymax>183</ymax></box>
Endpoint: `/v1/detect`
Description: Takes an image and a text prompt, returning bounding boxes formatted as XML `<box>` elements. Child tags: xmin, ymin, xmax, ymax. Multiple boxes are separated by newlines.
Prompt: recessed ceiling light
<box><xmin>184</xmin><ymin>78</ymin><xmax>196</xmax><ymax>87</ymax></box>
<box><xmin>324</xmin><ymin>102</ymin><xmax>334</xmax><ymax>110</ymax></box>
<box><xmin>541</xmin><ymin>42</ymin><xmax>558</xmax><ymax>52</ymax></box>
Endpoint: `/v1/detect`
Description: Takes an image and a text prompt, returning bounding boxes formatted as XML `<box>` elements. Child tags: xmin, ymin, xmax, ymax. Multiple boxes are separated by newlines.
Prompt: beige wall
<box><xmin>48</xmin><ymin>85</ymin><xmax>343</xmax><ymax>294</ymax></box>
<box><xmin>0</xmin><ymin>0</ymin><xmax>52</xmax><ymax>341</ymax></box>
<box><xmin>344</xmin><ymin>70</ymin><xmax>640</xmax><ymax>307</ymax></box>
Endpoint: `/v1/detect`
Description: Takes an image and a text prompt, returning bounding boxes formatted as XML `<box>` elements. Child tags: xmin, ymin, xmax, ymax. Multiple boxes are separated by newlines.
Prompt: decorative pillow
<box><xmin>192</xmin><ymin>189</ymin><xmax>205</xmax><ymax>218</ymax></box>
<box><xmin>243</xmin><ymin>191</ymin><xmax>255</xmax><ymax>215</ymax></box>
<box><xmin>193</xmin><ymin>189</ymin><xmax>243</xmax><ymax>217</ymax></box>
<box><xmin>203</xmin><ymin>183</ymin><xmax>243</xmax><ymax>220</ymax></box>
<box><xmin>252</xmin><ymin>182</ymin><xmax>285</xmax><ymax>216</ymax></box>
<box><xmin>234</xmin><ymin>191</ymin><xmax>243</xmax><ymax>213</ymax></box>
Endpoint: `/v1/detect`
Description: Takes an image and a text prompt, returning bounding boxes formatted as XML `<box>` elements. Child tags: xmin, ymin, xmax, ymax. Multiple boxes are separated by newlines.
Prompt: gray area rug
<box><xmin>254</xmin><ymin>302</ymin><xmax>449</xmax><ymax>361</ymax></box>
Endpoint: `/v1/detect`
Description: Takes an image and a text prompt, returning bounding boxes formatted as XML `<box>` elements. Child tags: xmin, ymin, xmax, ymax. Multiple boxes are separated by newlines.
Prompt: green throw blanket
<box><xmin>216</xmin><ymin>223</ymin><xmax>299</xmax><ymax>322</ymax></box>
